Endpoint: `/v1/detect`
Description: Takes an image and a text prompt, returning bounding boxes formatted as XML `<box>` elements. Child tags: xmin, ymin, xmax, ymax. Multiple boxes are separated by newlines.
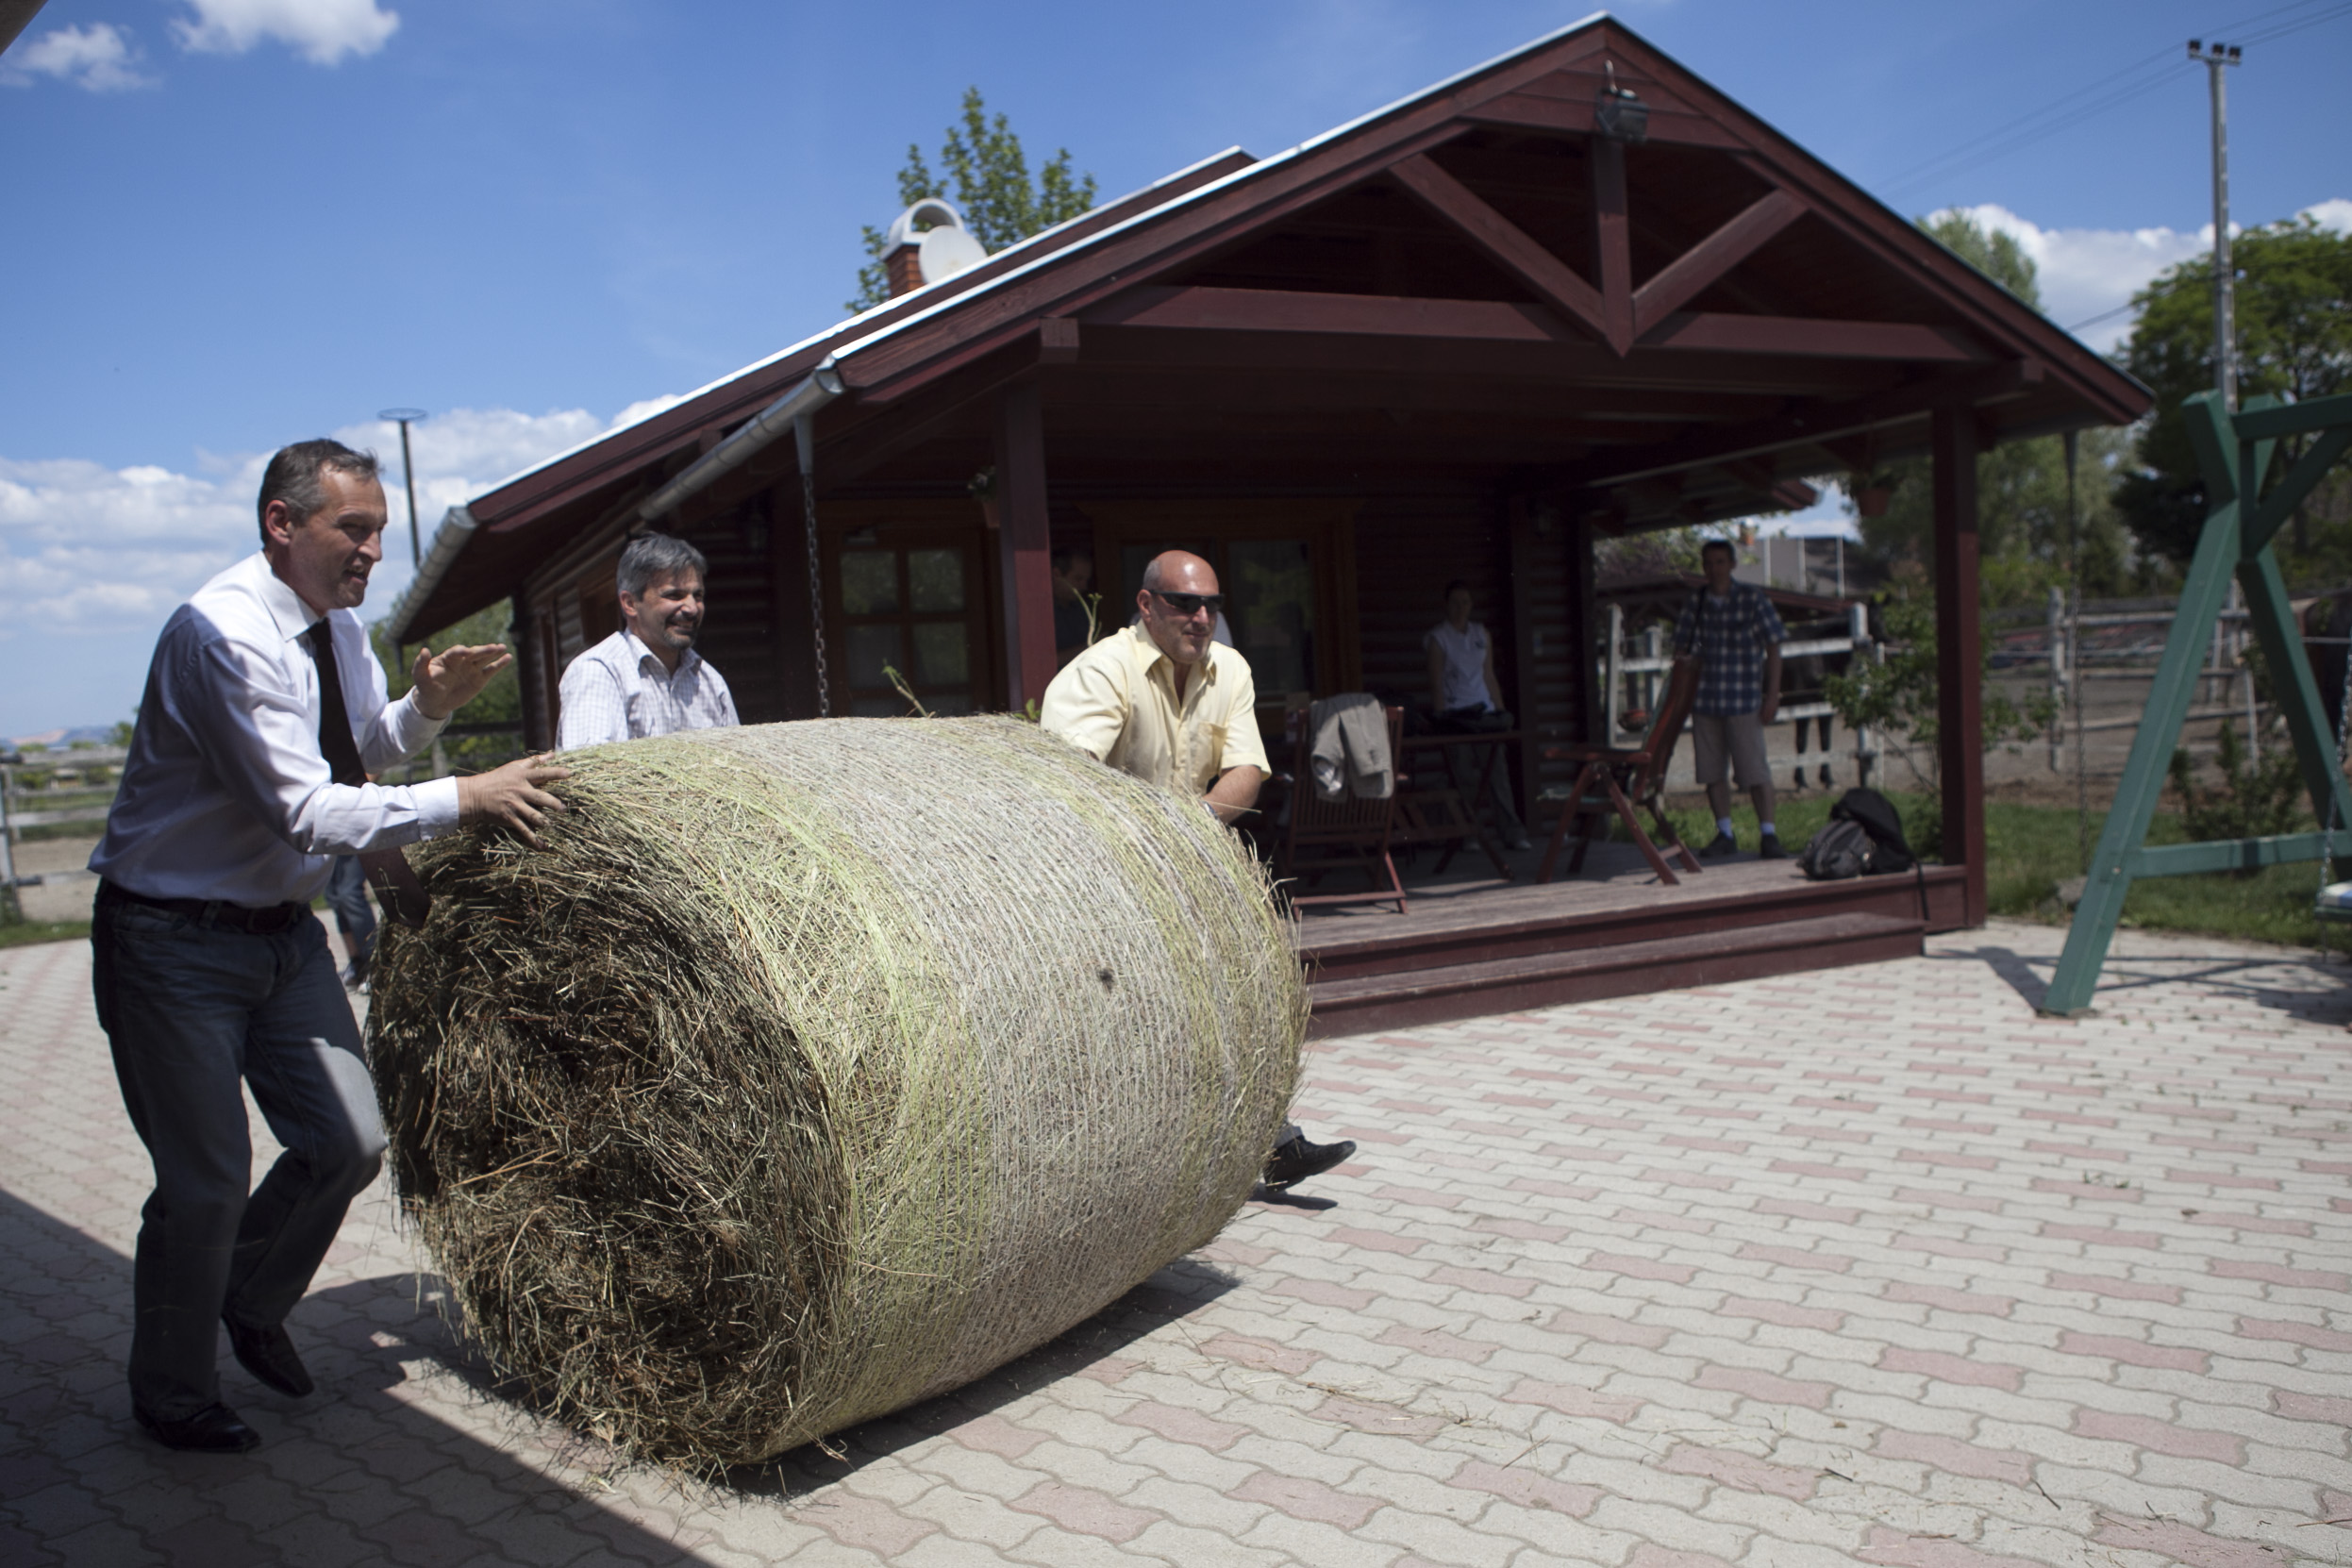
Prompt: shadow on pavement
<box><xmin>1944</xmin><ymin>941</ymin><xmax>2352</xmax><ymax>1026</ymax></box>
<box><xmin>0</xmin><ymin>1185</ymin><xmax>717</xmax><ymax>1566</ymax></box>
<box><xmin>720</xmin><ymin>1254</ymin><xmax>1241</xmax><ymax>1502</ymax></box>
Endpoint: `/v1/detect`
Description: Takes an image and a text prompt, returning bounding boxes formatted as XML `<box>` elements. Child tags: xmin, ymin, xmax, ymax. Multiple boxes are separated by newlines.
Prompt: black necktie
<box><xmin>307</xmin><ymin>621</ymin><xmax>366</xmax><ymax>785</ymax></box>
<box><xmin>307</xmin><ymin>619</ymin><xmax>432</xmax><ymax>928</ymax></box>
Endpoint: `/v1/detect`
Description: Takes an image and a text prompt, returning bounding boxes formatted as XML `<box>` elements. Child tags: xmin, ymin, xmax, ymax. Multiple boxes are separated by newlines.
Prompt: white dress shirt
<box><xmin>556</xmin><ymin>629</ymin><xmax>738</xmax><ymax>750</ymax></box>
<box><xmin>90</xmin><ymin>552</ymin><xmax>460</xmax><ymax>907</ymax></box>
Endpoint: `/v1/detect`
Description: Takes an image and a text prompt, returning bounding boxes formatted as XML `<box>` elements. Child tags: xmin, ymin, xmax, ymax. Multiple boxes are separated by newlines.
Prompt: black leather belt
<box><xmin>97</xmin><ymin>880</ymin><xmax>312</xmax><ymax>936</ymax></box>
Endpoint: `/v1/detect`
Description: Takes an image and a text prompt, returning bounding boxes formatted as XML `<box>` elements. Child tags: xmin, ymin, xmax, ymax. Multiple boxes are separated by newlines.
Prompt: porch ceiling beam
<box><xmin>1042</xmin><ymin>370</ymin><xmax>1779</xmax><ymax>422</ymax></box>
<box><xmin>1084</xmin><ymin>285</ymin><xmax>1982</xmax><ymax>369</ymax></box>
<box><xmin>1082</xmin><ymin>283</ymin><xmax>1578</xmax><ymax>342</ymax></box>
<box><xmin>1076</xmin><ymin>319</ymin><xmax>1898</xmax><ymax>398</ymax></box>
<box><xmin>1640</xmin><ymin>311</ymin><xmax>1991</xmax><ymax>362</ymax></box>
<box><xmin>1631</xmin><ymin>189</ymin><xmax>1803</xmax><ymax>334</ymax></box>
<box><xmin>1385</xmin><ymin>154</ymin><xmax>1611</xmax><ymax>346</ymax></box>
<box><xmin>1576</xmin><ymin>358</ymin><xmax>2045</xmax><ymax>490</ymax></box>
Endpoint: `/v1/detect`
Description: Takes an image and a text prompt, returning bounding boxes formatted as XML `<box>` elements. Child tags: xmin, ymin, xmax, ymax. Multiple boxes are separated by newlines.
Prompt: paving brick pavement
<box><xmin>2</xmin><ymin>917</ymin><xmax>2346</xmax><ymax>1567</ymax></box>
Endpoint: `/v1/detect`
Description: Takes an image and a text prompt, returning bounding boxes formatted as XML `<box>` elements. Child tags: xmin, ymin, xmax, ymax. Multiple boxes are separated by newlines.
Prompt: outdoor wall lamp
<box><xmin>1595</xmin><ymin>60</ymin><xmax>1648</xmax><ymax>144</ymax></box>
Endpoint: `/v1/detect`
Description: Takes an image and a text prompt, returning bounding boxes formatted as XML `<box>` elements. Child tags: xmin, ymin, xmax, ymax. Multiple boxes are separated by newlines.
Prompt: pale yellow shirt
<box><xmin>1040</xmin><ymin>624</ymin><xmax>1270</xmax><ymax>795</ymax></box>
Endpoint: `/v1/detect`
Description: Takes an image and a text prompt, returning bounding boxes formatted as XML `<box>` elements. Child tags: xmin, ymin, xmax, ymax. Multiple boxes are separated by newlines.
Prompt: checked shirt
<box><xmin>1672</xmin><ymin>582</ymin><xmax>1787</xmax><ymax>718</ymax></box>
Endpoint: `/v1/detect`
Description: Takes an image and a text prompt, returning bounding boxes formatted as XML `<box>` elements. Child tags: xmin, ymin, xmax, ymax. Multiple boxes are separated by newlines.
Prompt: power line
<box><xmin>1875</xmin><ymin>0</ymin><xmax>2352</xmax><ymax>202</ymax></box>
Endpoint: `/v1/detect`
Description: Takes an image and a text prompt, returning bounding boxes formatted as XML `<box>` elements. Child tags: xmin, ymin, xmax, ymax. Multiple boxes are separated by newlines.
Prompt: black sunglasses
<box><xmin>1149</xmin><ymin>589</ymin><xmax>1225</xmax><ymax>617</ymax></box>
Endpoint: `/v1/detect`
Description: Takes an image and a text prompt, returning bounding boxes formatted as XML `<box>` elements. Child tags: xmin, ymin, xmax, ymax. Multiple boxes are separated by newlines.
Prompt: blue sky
<box><xmin>3</xmin><ymin>0</ymin><xmax>2347</xmax><ymax>740</ymax></box>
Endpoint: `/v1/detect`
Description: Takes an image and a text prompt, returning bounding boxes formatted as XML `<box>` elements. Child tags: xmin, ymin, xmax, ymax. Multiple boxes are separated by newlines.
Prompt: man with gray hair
<box><xmin>558</xmin><ymin>532</ymin><xmax>739</xmax><ymax>749</ymax></box>
<box><xmin>92</xmin><ymin>437</ymin><xmax>568</xmax><ymax>1452</ymax></box>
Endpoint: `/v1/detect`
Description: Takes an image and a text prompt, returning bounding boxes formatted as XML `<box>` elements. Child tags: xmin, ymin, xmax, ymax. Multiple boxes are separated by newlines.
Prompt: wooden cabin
<box><xmin>386</xmin><ymin>15</ymin><xmax>2147</xmax><ymax>1031</ymax></box>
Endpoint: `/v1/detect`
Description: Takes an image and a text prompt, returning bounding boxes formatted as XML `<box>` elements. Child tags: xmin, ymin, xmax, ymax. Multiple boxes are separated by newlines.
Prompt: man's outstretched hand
<box><xmin>457</xmin><ymin>755</ymin><xmax>571</xmax><ymax>847</ymax></box>
<box><xmin>411</xmin><ymin>642</ymin><xmax>514</xmax><ymax>721</ymax></box>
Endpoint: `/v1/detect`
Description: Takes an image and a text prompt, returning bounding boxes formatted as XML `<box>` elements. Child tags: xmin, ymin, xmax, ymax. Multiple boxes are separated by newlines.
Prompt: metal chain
<box><xmin>802</xmin><ymin>468</ymin><xmax>830</xmax><ymax>718</ymax></box>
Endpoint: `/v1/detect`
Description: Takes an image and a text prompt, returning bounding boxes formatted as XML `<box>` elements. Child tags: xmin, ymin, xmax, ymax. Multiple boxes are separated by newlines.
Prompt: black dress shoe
<box><xmin>136</xmin><ymin>1401</ymin><xmax>259</xmax><ymax>1454</ymax></box>
<box><xmin>1263</xmin><ymin>1133</ymin><xmax>1357</xmax><ymax>1190</ymax></box>
<box><xmin>1697</xmin><ymin>831</ymin><xmax>1740</xmax><ymax>859</ymax></box>
<box><xmin>1758</xmin><ymin>832</ymin><xmax>1788</xmax><ymax>860</ymax></box>
<box><xmin>225</xmin><ymin>1318</ymin><xmax>314</xmax><ymax>1397</ymax></box>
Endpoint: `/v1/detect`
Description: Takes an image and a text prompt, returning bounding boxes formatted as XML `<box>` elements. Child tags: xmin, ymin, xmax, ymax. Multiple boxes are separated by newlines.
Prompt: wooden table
<box><xmin>1394</xmin><ymin>728</ymin><xmax>1524</xmax><ymax>880</ymax></box>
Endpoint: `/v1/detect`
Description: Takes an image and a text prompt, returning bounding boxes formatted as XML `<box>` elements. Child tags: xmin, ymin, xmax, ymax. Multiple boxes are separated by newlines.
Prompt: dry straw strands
<box><xmin>369</xmin><ymin>716</ymin><xmax>1305</xmax><ymax>1465</ymax></box>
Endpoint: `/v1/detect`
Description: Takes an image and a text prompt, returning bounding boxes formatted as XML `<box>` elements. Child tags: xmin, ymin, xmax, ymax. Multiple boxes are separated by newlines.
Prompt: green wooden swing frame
<box><xmin>2043</xmin><ymin>387</ymin><xmax>2352</xmax><ymax>1015</ymax></box>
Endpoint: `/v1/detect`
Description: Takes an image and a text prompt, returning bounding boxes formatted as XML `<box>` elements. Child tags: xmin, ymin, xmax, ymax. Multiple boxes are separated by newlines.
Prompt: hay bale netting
<box><xmin>368</xmin><ymin>716</ymin><xmax>1305</xmax><ymax>1464</ymax></box>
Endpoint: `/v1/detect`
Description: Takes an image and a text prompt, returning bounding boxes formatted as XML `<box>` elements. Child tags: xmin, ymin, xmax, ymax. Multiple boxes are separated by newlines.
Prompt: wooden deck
<box><xmin>1290</xmin><ymin>837</ymin><xmax>1969</xmax><ymax>1037</ymax></box>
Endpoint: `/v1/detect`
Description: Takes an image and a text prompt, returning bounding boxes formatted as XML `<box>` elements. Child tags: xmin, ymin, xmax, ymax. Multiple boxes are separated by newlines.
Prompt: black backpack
<box><xmin>1797</xmin><ymin>818</ymin><xmax>1876</xmax><ymax>879</ymax></box>
<box><xmin>1798</xmin><ymin>788</ymin><xmax>1917</xmax><ymax>880</ymax></box>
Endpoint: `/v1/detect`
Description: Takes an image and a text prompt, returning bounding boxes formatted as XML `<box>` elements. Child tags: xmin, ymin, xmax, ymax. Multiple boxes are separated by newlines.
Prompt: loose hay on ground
<box><xmin>367</xmin><ymin>716</ymin><xmax>1306</xmax><ymax>1465</ymax></box>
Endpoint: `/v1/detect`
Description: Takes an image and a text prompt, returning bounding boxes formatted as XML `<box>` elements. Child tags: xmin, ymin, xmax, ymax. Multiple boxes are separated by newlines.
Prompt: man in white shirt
<box><xmin>557</xmin><ymin>533</ymin><xmax>739</xmax><ymax>749</ymax></box>
<box><xmin>91</xmin><ymin>439</ymin><xmax>568</xmax><ymax>1453</ymax></box>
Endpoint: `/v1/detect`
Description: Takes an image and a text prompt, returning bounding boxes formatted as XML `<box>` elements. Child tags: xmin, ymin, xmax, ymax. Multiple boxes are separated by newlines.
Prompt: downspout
<box><xmin>637</xmin><ymin>356</ymin><xmax>844</xmax><ymax>524</ymax></box>
<box><xmin>384</xmin><ymin>504</ymin><xmax>478</xmax><ymax>646</ymax></box>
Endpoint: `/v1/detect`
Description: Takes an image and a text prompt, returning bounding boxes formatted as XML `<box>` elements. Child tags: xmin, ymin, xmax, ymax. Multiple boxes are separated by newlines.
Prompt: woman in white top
<box><xmin>1422</xmin><ymin>580</ymin><xmax>1530</xmax><ymax>851</ymax></box>
<box><xmin>1426</xmin><ymin>579</ymin><xmax>1504</xmax><ymax>719</ymax></box>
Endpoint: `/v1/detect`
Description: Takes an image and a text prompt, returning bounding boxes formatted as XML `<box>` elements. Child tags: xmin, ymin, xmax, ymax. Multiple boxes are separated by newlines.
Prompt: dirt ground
<box><xmin>9</xmin><ymin>835</ymin><xmax>100</xmax><ymax>925</ymax></box>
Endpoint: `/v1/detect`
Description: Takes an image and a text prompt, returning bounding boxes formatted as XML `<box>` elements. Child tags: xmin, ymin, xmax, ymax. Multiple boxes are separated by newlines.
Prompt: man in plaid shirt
<box><xmin>1672</xmin><ymin>539</ymin><xmax>1787</xmax><ymax>859</ymax></box>
<box><xmin>558</xmin><ymin>534</ymin><xmax>739</xmax><ymax>750</ymax></box>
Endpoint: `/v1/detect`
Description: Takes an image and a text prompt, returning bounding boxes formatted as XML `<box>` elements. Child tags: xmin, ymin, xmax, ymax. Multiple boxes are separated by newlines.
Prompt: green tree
<box><xmin>369</xmin><ymin>600</ymin><xmax>525</xmax><ymax>777</ymax></box>
<box><xmin>2115</xmin><ymin>215</ymin><xmax>2352</xmax><ymax>576</ymax></box>
<box><xmin>1856</xmin><ymin>211</ymin><xmax>2136</xmax><ymax>602</ymax></box>
<box><xmin>847</xmin><ymin>87</ymin><xmax>1097</xmax><ymax>313</ymax></box>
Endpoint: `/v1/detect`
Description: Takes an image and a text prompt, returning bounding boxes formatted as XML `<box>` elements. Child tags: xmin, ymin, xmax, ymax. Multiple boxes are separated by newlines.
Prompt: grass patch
<box><xmin>1636</xmin><ymin>788</ymin><xmax>2340</xmax><ymax>950</ymax></box>
<box><xmin>0</xmin><ymin>919</ymin><xmax>90</xmax><ymax>949</ymax></box>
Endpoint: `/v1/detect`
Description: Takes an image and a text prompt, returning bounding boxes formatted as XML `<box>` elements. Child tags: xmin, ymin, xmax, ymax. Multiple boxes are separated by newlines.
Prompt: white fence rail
<box><xmin>1</xmin><ymin>746</ymin><xmax>126</xmax><ymax>897</ymax></box>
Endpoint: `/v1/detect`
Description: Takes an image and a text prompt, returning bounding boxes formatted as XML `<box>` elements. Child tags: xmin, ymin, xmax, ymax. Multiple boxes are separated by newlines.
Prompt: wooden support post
<box><xmin>1505</xmin><ymin>495</ymin><xmax>1544</xmax><ymax>817</ymax></box>
<box><xmin>1588</xmin><ymin>139</ymin><xmax>1635</xmax><ymax>357</ymax></box>
<box><xmin>1566</xmin><ymin>509</ymin><xmax>1601</xmax><ymax>743</ymax></box>
<box><xmin>510</xmin><ymin>597</ymin><xmax>546</xmax><ymax>752</ymax></box>
<box><xmin>1931</xmin><ymin>405</ymin><xmax>1986</xmax><ymax>926</ymax></box>
<box><xmin>993</xmin><ymin>383</ymin><xmax>1058</xmax><ymax>710</ymax></box>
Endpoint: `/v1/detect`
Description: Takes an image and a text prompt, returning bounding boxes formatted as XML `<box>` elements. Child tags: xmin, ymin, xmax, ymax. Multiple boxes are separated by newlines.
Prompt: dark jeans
<box><xmin>92</xmin><ymin>892</ymin><xmax>387</xmax><ymax>1420</ymax></box>
<box><xmin>322</xmin><ymin>855</ymin><xmax>376</xmax><ymax>975</ymax></box>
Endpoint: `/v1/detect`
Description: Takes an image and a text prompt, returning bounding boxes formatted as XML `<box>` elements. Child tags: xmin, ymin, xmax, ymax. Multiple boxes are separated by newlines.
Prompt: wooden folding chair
<box><xmin>1276</xmin><ymin>704</ymin><xmax>1410</xmax><ymax>914</ymax></box>
<box><xmin>1536</xmin><ymin>656</ymin><xmax>1704</xmax><ymax>885</ymax></box>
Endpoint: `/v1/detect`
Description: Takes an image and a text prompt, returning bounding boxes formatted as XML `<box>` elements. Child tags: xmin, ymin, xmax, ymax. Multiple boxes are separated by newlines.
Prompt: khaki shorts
<box><xmin>1693</xmin><ymin>711</ymin><xmax>1769</xmax><ymax>789</ymax></box>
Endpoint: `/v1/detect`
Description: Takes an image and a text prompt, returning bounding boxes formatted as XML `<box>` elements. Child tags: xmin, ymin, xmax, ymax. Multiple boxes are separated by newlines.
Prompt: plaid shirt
<box><xmin>1672</xmin><ymin>582</ymin><xmax>1787</xmax><ymax>718</ymax></box>
<box><xmin>557</xmin><ymin>629</ymin><xmax>738</xmax><ymax>750</ymax></box>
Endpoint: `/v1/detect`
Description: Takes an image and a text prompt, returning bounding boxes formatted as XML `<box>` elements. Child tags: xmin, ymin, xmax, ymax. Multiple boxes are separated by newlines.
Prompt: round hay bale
<box><xmin>368</xmin><ymin>715</ymin><xmax>1305</xmax><ymax>1464</ymax></box>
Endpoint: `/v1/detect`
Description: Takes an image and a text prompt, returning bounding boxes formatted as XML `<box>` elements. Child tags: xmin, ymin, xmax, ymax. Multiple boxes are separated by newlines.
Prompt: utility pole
<box><xmin>379</xmin><ymin>408</ymin><xmax>428</xmax><ymax>566</ymax></box>
<box><xmin>2188</xmin><ymin>40</ymin><xmax>2242</xmax><ymax>410</ymax></box>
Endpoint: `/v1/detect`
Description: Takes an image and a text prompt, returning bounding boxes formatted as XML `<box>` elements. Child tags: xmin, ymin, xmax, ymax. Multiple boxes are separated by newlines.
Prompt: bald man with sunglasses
<box><xmin>1042</xmin><ymin>549</ymin><xmax>1355</xmax><ymax>1191</ymax></box>
<box><xmin>1043</xmin><ymin>550</ymin><xmax>1267</xmax><ymax>823</ymax></box>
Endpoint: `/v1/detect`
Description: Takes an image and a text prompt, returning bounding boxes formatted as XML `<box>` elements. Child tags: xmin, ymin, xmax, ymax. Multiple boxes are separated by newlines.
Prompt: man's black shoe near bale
<box><xmin>1263</xmin><ymin>1132</ymin><xmax>1356</xmax><ymax>1190</ymax></box>
<box><xmin>225</xmin><ymin>1318</ymin><xmax>313</xmax><ymax>1398</ymax></box>
<box><xmin>136</xmin><ymin>1402</ymin><xmax>259</xmax><ymax>1454</ymax></box>
<box><xmin>1758</xmin><ymin>831</ymin><xmax>1788</xmax><ymax>860</ymax></box>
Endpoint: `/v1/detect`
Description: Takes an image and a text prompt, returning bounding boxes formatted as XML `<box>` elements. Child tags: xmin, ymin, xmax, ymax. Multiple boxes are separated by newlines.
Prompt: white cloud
<box><xmin>2307</xmin><ymin>198</ymin><xmax>2352</xmax><ymax>236</ymax></box>
<box><xmin>0</xmin><ymin>401</ymin><xmax>674</xmax><ymax>677</ymax></box>
<box><xmin>0</xmin><ymin>24</ymin><xmax>153</xmax><ymax>92</ymax></box>
<box><xmin>1936</xmin><ymin>203</ymin><xmax>2210</xmax><ymax>353</ymax></box>
<box><xmin>172</xmin><ymin>0</ymin><xmax>398</xmax><ymax>66</ymax></box>
<box><xmin>1937</xmin><ymin>198</ymin><xmax>2350</xmax><ymax>353</ymax></box>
